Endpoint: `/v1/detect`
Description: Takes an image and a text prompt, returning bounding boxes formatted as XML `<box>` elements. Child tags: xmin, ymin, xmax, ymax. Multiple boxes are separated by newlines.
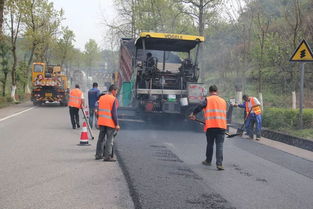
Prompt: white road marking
<box><xmin>0</xmin><ymin>107</ymin><xmax>35</xmax><ymax>122</ymax></box>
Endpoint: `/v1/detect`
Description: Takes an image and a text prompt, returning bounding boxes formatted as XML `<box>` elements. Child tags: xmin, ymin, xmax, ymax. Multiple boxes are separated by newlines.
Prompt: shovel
<box><xmin>235</xmin><ymin>108</ymin><xmax>253</xmax><ymax>137</ymax></box>
<box><xmin>191</xmin><ymin>118</ymin><xmax>237</xmax><ymax>138</ymax></box>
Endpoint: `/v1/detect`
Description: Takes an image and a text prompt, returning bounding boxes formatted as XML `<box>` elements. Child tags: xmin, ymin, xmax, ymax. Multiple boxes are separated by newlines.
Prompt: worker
<box><xmin>189</xmin><ymin>85</ymin><xmax>227</xmax><ymax>171</ymax></box>
<box><xmin>68</xmin><ymin>84</ymin><xmax>84</xmax><ymax>129</ymax></box>
<box><xmin>234</xmin><ymin>94</ymin><xmax>262</xmax><ymax>140</ymax></box>
<box><xmin>95</xmin><ymin>84</ymin><xmax>120</xmax><ymax>161</ymax></box>
<box><xmin>88</xmin><ymin>82</ymin><xmax>100</xmax><ymax>129</ymax></box>
<box><xmin>145</xmin><ymin>52</ymin><xmax>155</xmax><ymax>69</ymax></box>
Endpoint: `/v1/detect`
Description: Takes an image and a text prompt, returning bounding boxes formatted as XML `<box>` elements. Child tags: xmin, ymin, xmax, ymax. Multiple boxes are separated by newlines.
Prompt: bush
<box><xmin>6</xmin><ymin>97</ymin><xmax>13</xmax><ymax>102</ymax></box>
<box><xmin>263</xmin><ymin>108</ymin><xmax>313</xmax><ymax>129</ymax></box>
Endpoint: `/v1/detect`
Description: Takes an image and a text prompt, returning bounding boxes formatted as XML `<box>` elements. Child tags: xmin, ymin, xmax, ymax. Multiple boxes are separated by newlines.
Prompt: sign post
<box><xmin>289</xmin><ymin>39</ymin><xmax>313</xmax><ymax>129</ymax></box>
<box><xmin>299</xmin><ymin>63</ymin><xmax>304</xmax><ymax>129</ymax></box>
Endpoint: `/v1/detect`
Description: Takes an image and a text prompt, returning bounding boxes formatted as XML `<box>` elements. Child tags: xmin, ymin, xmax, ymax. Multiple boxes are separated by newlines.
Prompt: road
<box><xmin>117</xmin><ymin>118</ymin><xmax>313</xmax><ymax>209</ymax></box>
<box><xmin>0</xmin><ymin>102</ymin><xmax>134</xmax><ymax>209</ymax></box>
<box><xmin>1</xmin><ymin>103</ymin><xmax>313</xmax><ymax>209</ymax></box>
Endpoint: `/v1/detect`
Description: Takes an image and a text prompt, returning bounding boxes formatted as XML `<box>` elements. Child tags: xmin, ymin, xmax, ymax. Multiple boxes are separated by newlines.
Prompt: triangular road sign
<box><xmin>290</xmin><ymin>39</ymin><xmax>313</xmax><ymax>62</ymax></box>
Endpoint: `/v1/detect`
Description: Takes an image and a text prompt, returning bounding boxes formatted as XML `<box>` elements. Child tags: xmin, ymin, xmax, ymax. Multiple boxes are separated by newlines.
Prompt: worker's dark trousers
<box><xmin>205</xmin><ymin>128</ymin><xmax>225</xmax><ymax>166</ymax></box>
<box><xmin>245</xmin><ymin>114</ymin><xmax>262</xmax><ymax>138</ymax></box>
<box><xmin>69</xmin><ymin>107</ymin><xmax>80</xmax><ymax>128</ymax></box>
<box><xmin>88</xmin><ymin>107</ymin><xmax>98</xmax><ymax>129</ymax></box>
<box><xmin>96</xmin><ymin>126</ymin><xmax>115</xmax><ymax>158</ymax></box>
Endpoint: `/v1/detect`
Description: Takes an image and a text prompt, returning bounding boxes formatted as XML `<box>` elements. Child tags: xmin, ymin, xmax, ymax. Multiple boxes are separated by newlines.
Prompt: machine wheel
<box><xmin>33</xmin><ymin>101</ymin><xmax>41</xmax><ymax>106</ymax></box>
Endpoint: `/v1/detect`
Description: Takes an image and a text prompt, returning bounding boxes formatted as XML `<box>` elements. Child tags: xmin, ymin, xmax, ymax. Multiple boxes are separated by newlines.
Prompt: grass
<box><xmin>0</xmin><ymin>94</ymin><xmax>30</xmax><ymax>108</ymax></box>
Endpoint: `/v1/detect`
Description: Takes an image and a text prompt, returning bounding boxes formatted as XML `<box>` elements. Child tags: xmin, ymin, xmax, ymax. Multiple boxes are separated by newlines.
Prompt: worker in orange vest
<box><xmin>234</xmin><ymin>94</ymin><xmax>262</xmax><ymax>140</ymax></box>
<box><xmin>95</xmin><ymin>84</ymin><xmax>120</xmax><ymax>161</ymax></box>
<box><xmin>68</xmin><ymin>84</ymin><xmax>85</xmax><ymax>129</ymax></box>
<box><xmin>189</xmin><ymin>85</ymin><xmax>227</xmax><ymax>170</ymax></box>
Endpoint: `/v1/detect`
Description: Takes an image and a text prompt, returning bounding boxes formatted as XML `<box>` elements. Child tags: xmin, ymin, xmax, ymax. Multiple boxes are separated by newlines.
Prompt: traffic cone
<box><xmin>78</xmin><ymin>122</ymin><xmax>91</xmax><ymax>146</ymax></box>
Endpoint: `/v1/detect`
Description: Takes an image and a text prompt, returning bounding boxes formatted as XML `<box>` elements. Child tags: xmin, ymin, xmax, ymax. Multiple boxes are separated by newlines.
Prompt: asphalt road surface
<box><xmin>117</xmin><ymin>118</ymin><xmax>313</xmax><ymax>209</ymax></box>
<box><xmin>0</xmin><ymin>102</ymin><xmax>134</xmax><ymax>209</ymax></box>
<box><xmin>1</xmin><ymin>103</ymin><xmax>313</xmax><ymax>209</ymax></box>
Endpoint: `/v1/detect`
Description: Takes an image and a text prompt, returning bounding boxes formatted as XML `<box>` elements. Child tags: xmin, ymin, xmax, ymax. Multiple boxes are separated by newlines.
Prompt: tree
<box><xmin>0</xmin><ymin>0</ymin><xmax>4</xmax><ymax>39</ymax></box>
<box><xmin>0</xmin><ymin>42</ymin><xmax>9</xmax><ymax>96</ymax></box>
<box><xmin>180</xmin><ymin>0</ymin><xmax>220</xmax><ymax>36</ymax></box>
<box><xmin>179</xmin><ymin>0</ymin><xmax>221</xmax><ymax>81</ymax></box>
<box><xmin>23</xmin><ymin>0</ymin><xmax>63</xmax><ymax>92</ymax></box>
<box><xmin>57</xmin><ymin>27</ymin><xmax>75</xmax><ymax>67</ymax></box>
<box><xmin>106</xmin><ymin>0</ymin><xmax>193</xmax><ymax>49</ymax></box>
<box><xmin>83</xmin><ymin>39</ymin><xmax>100</xmax><ymax>76</ymax></box>
<box><xmin>284</xmin><ymin>0</ymin><xmax>303</xmax><ymax>91</ymax></box>
<box><xmin>254</xmin><ymin>9</ymin><xmax>270</xmax><ymax>93</ymax></box>
<box><xmin>5</xmin><ymin>0</ymin><xmax>23</xmax><ymax>102</ymax></box>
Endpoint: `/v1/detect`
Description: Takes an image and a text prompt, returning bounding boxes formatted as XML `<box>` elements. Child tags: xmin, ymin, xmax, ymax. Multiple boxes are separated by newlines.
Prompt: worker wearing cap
<box><xmin>234</xmin><ymin>94</ymin><xmax>262</xmax><ymax>140</ymax></box>
<box><xmin>189</xmin><ymin>85</ymin><xmax>227</xmax><ymax>171</ymax></box>
<box><xmin>68</xmin><ymin>84</ymin><xmax>84</xmax><ymax>129</ymax></box>
<box><xmin>95</xmin><ymin>84</ymin><xmax>120</xmax><ymax>161</ymax></box>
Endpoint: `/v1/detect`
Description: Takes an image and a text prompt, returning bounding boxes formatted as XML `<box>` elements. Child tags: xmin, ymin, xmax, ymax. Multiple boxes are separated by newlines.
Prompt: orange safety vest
<box><xmin>245</xmin><ymin>97</ymin><xmax>261</xmax><ymax>115</ymax></box>
<box><xmin>97</xmin><ymin>94</ymin><xmax>116</xmax><ymax>128</ymax></box>
<box><xmin>68</xmin><ymin>88</ymin><xmax>83</xmax><ymax>108</ymax></box>
<box><xmin>203</xmin><ymin>95</ymin><xmax>227</xmax><ymax>131</ymax></box>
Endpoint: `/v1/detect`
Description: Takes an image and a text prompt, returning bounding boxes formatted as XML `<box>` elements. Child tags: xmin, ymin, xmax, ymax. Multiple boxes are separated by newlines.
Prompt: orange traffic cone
<box><xmin>78</xmin><ymin>122</ymin><xmax>91</xmax><ymax>146</ymax></box>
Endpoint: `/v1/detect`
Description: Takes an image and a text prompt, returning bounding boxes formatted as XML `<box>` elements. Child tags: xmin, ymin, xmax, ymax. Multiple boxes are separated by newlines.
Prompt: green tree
<box><xmin>0</xmin><ymin>42</ymin><xmax>9</xmax><ymax>96</ymax></box>
<box><xmin>180</xmin><ymin>0</ymin><xmax>221</xmax><ymax>36</ymax></box>
<box><xmin>5</xmin><ymin>0</ymin><xmax>23</xmax><ymax>102</ymax></box>
<box><xmin>57</xmin><ymin>27</ymin><xmax>75</xmax><ymax>69</ymax></box>
<box><xmin>23</xmin><ymin>0</ymin><xmax>63</xmax><ymax>92</ymax></box>
<box><xmin>0</xmin><ymin>0</ymin><xmax>4</xmax><ymax>39</ymax></box>
<box><xmin>83</xmin><ymin>39</ymin><xmax>100</xmax><ymax>76</ymax></box>
<box><xmin>107</xmin><ymin>0</ymin><xmax>194</xmax><ymax>48</ymax></box>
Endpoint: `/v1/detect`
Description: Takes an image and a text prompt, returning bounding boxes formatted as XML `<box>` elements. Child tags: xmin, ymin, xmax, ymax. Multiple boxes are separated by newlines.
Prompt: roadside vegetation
<box><xmin>0</xmin><ymin>0</ymin><xmax>118</xmax><ymax>104</ymax></box>
<box><xmin>0</xmin><ymin>0</ymin><xmax>312</xmax><ymax>139</ymax></box>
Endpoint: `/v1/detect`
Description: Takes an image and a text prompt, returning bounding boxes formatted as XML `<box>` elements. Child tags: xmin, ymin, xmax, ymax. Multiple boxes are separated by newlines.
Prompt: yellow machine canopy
<box><xmin>135</xmin><ymin>32</ymin><xmax>205</xmax><ymax>52</ymax></box>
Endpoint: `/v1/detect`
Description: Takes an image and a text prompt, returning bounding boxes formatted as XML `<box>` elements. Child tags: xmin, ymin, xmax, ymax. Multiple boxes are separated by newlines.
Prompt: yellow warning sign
<box><xmin>290</xmin><ymin>40</ymin><xmax>313</xmax><ymax>62</ymax></box>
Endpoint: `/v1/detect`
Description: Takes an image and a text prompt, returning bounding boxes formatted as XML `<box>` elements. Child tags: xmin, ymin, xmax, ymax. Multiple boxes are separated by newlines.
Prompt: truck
<box><xmin>31</xmin><ymin>62</ymin><xmax>69</xmax><ymax>106</ymax></box>
<box><xmin>118</xmin><ymin>32</ymin><xmax>206</xmax><ymax>117</ymax></box>
<box><xmin>71</xmin><ymin>70</ymin><xmax>88</xmax><ymax>92</ymax></box>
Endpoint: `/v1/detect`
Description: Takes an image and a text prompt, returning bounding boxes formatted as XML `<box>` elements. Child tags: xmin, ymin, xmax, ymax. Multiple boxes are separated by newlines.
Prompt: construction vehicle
<box><xmin>118</xmin><ymin>32</ymin><xmax>206</xmax><ymax>116</ymax></box>
<box><xmin>31</xmin><ymin>62</ymin><xmax>69</xmax><ymax>106</ymax></box>
<box><xmin>71</xmin><ymin>70</ymin><xmax>88</xmax><ymax>91</ymax></box>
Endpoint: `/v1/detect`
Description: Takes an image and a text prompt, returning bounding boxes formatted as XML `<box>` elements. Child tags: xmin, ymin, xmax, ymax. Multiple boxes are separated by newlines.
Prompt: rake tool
<box><xmin>191</xmin><ymin>118</ymin><xmax>238</xmax><ymax>138</ymax></box>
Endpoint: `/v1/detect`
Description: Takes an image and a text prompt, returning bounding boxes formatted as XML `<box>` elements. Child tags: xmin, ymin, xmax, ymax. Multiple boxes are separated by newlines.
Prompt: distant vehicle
<box><xmin>71</xmin><ymin>70</ymin><xmax>88</xmax><ymax>92</ymax></box>
<box><xmin>118</xmin><ymin>32</ymin><xmax>206</xmax><ymax>115</ymax></box>
<box><xmin>31</xmin><ymin>62</ymin><xmax>69</xmax><ymax>106</ymax></box>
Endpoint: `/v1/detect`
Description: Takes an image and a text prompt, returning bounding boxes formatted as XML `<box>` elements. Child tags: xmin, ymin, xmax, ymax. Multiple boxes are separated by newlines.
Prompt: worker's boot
<box><xmin>95</xmin><ymin>154</ymin><xmax>103</xmax><ymax>160</ymax></box>
<box><xmin>217</xmin><ymin>165</ymin><xmax>224</xmax><ymax>171</ymax></box>
<box><xmin>202</xmin><ymin>160</ymin><xmax>211</xmax><ymax>166</ymax></box>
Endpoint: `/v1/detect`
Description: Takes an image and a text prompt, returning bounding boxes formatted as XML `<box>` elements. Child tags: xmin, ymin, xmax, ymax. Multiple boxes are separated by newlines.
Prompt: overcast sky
<box><xmin>51</xmin><ymin>0</ymin><xmax>117</xmax><ymax>51</ymax></box>
<box><xmin>51</xmin><ymin>0</ymin><xmax>244</xmax><ymax>51</ymax></box>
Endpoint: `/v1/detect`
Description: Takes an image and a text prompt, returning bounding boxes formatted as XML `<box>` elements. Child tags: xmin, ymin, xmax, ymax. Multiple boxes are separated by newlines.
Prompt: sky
<box><xmin>51</xmin><ymin>0</ymin><xmax>244</xmax><ymax>51</ymax></box>
<box><xmin>51</xmin><ymin>0</ymin><xmax>117</xmax><ymax>51</ymax></box>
